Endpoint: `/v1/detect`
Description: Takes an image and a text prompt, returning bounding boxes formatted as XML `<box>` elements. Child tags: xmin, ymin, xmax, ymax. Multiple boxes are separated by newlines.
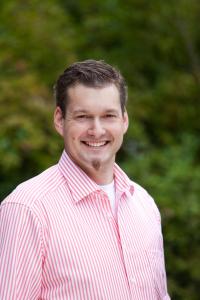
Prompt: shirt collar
<box><xmin>58</xmin><ymin>150</ymin><xmax>134</xmax><ymax>203</ymax></box>
<box><xmin>113</xmin><ymin>163</ymin><xmax>134</xmax><ymax>198</ymax></box>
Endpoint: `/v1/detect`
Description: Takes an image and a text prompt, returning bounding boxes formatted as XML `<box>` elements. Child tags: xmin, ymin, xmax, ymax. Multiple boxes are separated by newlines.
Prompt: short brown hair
<box><xmin>54</xmin><ymin>59</ymin><xmax>127</xmax><ymax>116</ymax></box>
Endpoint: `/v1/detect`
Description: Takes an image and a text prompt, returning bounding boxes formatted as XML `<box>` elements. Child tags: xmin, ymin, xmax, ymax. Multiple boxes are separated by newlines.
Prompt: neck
<box><xmin>82</xmin><ymin>162</ymin><xmax>114</xmax><ymax>185</ymax></box>
<box><xmin>91</xmin><ymin>171</ymin><xmax>114</xmax><ymax>185</ymax></box>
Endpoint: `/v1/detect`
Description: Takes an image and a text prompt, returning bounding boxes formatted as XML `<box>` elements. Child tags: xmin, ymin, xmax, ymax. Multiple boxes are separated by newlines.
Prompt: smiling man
<box><xmin>54</xmin><ymin>83</ymin><xmax>128</xmax><ymax>184</ymax></box>
<box><xmin>0</xmin><ymin>60</ymin><xmax>170</xmax><ymax>299</ymax></box>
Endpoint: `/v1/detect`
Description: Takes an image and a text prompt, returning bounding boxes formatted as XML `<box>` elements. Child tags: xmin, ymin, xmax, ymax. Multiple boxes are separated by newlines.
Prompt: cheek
<box><xmin>64</xmin><ymin>125</ymin><xmax>81</xmax><ymax>139</ymax></box>
<box><xmin>68</xmin><ymin>135</ymin><xmax>77</xmax><ymax>143</ymax></box>
<box><xmin>111</xmin><ymin>124</ymin><xmax>126</xmax><ymax>135</ymax></box>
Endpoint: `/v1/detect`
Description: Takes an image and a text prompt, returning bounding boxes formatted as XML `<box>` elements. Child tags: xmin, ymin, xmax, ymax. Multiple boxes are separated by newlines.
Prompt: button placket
<box><xmin>121</xmin><ymin>243</ymin><xmax>136</xmax><ymax>286</ymax></box>
<box><xmin>118</xmin><ymin>218</ymin><xmax>139</xmax><ymax>290</ymax></box>
<box><xmin>96</xmin><ymin>190</ymin><xmax>114</xmax><ymax>220</ymax></box>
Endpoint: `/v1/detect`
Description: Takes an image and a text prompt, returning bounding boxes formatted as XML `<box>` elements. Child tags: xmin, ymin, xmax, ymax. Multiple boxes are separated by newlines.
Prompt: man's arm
<box><xmin>0</xmin><ymin>202</ymin><xmax>43</xmax><ymax>299</ymax></box>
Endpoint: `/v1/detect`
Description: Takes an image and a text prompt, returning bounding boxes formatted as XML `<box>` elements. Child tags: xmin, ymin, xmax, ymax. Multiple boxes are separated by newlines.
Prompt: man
<box><xmin>0</xmin><ymin>60</ymin><xmax>170</xmax><ymax>299</ymax></box>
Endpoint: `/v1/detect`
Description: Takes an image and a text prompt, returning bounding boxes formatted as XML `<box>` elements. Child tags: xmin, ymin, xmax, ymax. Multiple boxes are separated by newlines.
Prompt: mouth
<box><xmin>81</xmin><ymin>141</ymin><xmax>109</xmax><ymax>148</ymax></box>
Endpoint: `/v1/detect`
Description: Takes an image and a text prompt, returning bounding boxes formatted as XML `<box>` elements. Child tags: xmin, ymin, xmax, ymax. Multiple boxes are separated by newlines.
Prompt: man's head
<box><xmin>54</xmin><ymin>60</ymin><xmax>129</xmax><ymax>184</ymax></box>
<box><xmin>54</xmin><ymin>59</ymin><xmax>127</xmax><ymax>117</ymax></box>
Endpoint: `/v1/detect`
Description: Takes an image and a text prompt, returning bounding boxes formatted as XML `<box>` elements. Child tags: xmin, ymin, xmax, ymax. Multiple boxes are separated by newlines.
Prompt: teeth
<box><xmin>84</xmin><ymin>141</ymin><xmax>107</xmax><ymax>147</ymax></box>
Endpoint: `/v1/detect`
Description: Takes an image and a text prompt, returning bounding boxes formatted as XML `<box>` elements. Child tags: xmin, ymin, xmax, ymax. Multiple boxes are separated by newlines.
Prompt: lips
<box><xmin>82</xmin><ymin>141</ymin><xmax>109</xmax><ymax>147</ymax></box>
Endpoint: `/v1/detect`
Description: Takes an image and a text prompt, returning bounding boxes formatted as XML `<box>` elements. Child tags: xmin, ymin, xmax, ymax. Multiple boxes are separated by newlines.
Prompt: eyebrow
<box><xmin>104</xmin><ymin>109</ymin><xmax>119</xmax><ymax>114</ymax></box>
<box><xmin>72</xmin><ymin>110</ymin><xmax>90</xmax><ymax>115</ymax></box>
<box><xmin>73</xmin><ymin>109</ymin><xmax>119</xmax><ymax>114</ymax></box>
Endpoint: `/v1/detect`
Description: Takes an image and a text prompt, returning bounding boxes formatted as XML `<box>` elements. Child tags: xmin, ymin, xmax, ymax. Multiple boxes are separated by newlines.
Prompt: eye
<box><xmin>105</xmin><ymin>114</ymin><xmax>117</xmax><ymax>118</ymax></box>
<box><xmin>76</xmin><ymin>114</ymin><xmax>88</xmax><ymax>119</ymax></box>
<box><xmin>75</xmin><ymin>114</ymin><xmax>91</xmax><ymax>120</ymax></box>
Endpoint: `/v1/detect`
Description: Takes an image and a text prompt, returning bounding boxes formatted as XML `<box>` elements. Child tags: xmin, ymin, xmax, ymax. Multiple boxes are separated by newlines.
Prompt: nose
<box><xmin>87</xmin><ymin>118</ymin><xmax>106</xmax><ymax>137</ymax></box>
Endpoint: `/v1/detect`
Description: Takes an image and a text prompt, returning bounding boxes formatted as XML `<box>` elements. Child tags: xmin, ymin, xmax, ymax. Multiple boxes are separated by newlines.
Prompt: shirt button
<box><xmin>122</xmin><ymin>243</ymin><xmax>127</xmax><ymax>252</ymax></box>
<box><xmin>107</xmin><ymin>213</ymin><xmax>113</xmax><ymax>220</ymax></box>
<box><xmin>129</xmin><ymin>276</ymin><xmax>136</xmax><ymax>284</ymax></box>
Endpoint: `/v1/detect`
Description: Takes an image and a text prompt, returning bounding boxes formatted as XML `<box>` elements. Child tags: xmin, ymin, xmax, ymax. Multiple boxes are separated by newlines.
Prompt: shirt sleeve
<box><xmin>0</xmin><ymin>202</ymin><xmax>44</xmax><ymax>299</ymax></box>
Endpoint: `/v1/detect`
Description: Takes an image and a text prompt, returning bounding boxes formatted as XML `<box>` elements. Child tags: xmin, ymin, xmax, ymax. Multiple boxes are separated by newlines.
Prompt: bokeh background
<box><xmin>0</xmin><ymin>0</ymin><xmax>200</xmax><ymax>298</ymax></box>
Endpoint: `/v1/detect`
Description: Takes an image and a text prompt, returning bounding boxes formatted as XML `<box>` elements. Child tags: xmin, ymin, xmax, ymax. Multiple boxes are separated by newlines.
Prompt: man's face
<box><xmin>54</xmin><ymin>84</ymin><xmax>128</xmax><ymax>179</ymax></box>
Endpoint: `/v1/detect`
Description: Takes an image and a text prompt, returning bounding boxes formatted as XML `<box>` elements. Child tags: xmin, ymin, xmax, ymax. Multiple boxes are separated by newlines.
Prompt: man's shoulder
<box><xmin>2</xmin><ymin>164</ymin><xmax>64</xmax><ymax>208</ymax></box>
<box><xmin>131</xmin><ymin>180</ymin><xmax>148</xmax><ymax>193</ymax></box>
<box><xmin>130</xmin><ymin>179</ymin><xmax>161</xmax><ymax>221</ymax></box>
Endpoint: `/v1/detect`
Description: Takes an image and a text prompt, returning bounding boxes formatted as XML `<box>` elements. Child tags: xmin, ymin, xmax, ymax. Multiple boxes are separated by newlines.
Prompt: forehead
<box><xmin>67</xmin><ymin>84</ymin><xmax>121</xmax><ymax>111</ymax></box>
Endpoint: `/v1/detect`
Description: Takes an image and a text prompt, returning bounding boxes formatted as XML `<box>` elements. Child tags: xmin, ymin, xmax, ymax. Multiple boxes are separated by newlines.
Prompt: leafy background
<box><xmin>0</xmin><ymin>0</ymin><xmax>199</xmax><ymax>298</ymax></box>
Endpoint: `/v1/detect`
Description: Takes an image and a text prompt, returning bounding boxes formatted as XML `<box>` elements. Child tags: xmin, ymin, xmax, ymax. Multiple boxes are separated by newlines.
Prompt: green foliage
<box><xmin>0</xmin><ymin>0</ymin><xmax>76</xmax><ymax>84</ymax></box>
<box><xmin>0</xmin><ymin>0</ymin><xmax>200</xmax><ymax>298</ymax></box>
<box><xmin>0</xmin><ymin>0</ymin><xmax>77</xmax><ymax>196</ymax></box>
<box><xmin>0</xmin><ymin>73</ymin><xmax>63</xmax><ymax>197</ymax></box>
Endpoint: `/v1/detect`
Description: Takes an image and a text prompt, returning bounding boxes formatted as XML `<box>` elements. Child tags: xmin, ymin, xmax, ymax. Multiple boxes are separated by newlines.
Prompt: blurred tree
<box><xmin>0</xmin><ymin>0</ymin><xmax>76</xmax><ymax>85</ymax></box>
<box><xmin>0</xmin><ymin>0</ymin><xmax>77</xmax><ymax>197</ymax></box>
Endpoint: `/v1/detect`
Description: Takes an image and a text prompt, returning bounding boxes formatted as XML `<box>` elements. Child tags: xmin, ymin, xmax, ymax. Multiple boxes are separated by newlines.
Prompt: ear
<box><xmin>123</xmin><ymin>110</ymin><xmax>129</xmax><ymax>134</ymax></box>
<box><xmin>54</xmin><ymin>106</ymin><xmax>64</xmax><ymax>136</ymax></box>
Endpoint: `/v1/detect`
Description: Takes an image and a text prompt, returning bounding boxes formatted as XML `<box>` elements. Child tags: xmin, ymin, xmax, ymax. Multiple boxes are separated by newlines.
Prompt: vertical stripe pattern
<box><xmin>0</xmin><ymin>150</ymin><xmax>170</xmax><ymax>300</ymax></box>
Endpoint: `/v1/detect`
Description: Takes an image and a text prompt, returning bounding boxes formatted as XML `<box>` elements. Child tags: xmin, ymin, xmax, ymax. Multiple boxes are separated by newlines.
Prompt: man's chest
<box><xmin>40</xmin><ymin>193</ymin><xmax>166</xmax><ymax>299</ymax></box>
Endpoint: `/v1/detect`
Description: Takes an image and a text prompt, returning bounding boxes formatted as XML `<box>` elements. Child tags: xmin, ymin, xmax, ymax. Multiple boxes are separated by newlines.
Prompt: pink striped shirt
<box><xmin>0</xmin><ymin>150</ymin><xmax>170</xmax><ymax>299</ymax></box>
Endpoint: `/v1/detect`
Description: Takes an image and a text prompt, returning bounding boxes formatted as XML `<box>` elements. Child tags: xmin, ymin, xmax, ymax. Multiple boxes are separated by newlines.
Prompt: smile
<box><xmin>82</xmin><ymin>141</ymin><xmax>109</xmax><ymax>147</ymax></box>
